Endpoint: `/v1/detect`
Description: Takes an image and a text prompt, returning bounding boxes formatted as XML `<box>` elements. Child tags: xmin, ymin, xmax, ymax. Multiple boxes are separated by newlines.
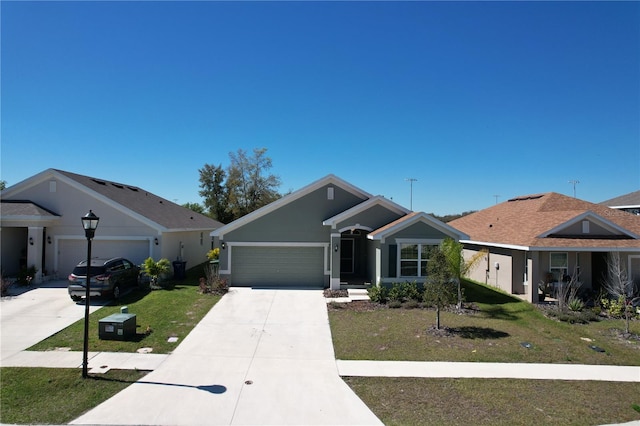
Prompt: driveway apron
<box><xmin>71</xmin><ymin>288</ymin><xmax>382</xmax><ymax>425</ymax></box>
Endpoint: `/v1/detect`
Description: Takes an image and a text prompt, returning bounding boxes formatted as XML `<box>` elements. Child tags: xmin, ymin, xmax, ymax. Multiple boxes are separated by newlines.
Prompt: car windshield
<box><xmin>72</xmin><ymin>265</ymin><xmax>107</xmax><ymax>277</ymax></box>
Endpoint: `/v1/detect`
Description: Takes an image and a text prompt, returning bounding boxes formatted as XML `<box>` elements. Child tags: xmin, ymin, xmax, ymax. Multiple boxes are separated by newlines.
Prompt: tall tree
<box><xmin>0</xmin><ymin>180</ymin><xmax>6</xmax><ymax>191</ymax></box>
<box><xmin>225</xmin><ymin>148</ymin><xmax>281</xmax><ymax>219</ymax></box>
<box><xmin>182</xmin><ymin>202</ymin><xmax>205</xmax><ymax>214</ymax></box>
<box><xmin>440</xmin><ymin>238</ymin><xmax>486</xmax><ymax>309</ymax></box>
<box><xmin>422</xmin><ymin>245</ymin><xmax>456</xmax><ymax>330</ymax></box>
<box><xmin>198</xmin><ymin>163</ymin><xmax>232</xmax><ymax>223</ymax></box>
<box><xmin>198</xmin><ymin>148</ymin><xmax>281</xmax><ymax>223</ymax></box>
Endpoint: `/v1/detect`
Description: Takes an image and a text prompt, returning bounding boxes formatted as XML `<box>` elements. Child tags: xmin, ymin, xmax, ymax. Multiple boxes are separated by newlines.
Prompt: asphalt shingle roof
<box><xmin>55</xmin><ymin>170</ymin><xmax>223</xmax><ymax>231</ymax></box>
<box><xmin>600</xmin><ymin>190</ymin><xmax>640</xmax><ymax>208</ymax></box>
<box><xmin>449</xmin><ymin>192</ymin><xmax>640</xmax><ymax>249</ymax></box>
<box><xmin>0</xmin><ymin>200</ymin><xmax>60</xmax><ymax>218</ymax></box>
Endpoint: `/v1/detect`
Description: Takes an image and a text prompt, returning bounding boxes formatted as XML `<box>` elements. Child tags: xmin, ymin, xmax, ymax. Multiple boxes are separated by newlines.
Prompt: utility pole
<box><xmin>568</xmin><ymin>180</ymin><xmax>580</xmax><ymax>198</ymax></box>
<box><xmin>405</xmin><ymin>178</ymin><xmax>417</xmax><ymax>210</ymax></box>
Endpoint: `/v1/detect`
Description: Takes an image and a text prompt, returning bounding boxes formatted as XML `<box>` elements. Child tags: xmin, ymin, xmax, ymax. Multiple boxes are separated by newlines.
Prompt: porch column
<box><xmin>27</xmin><ymin>227</ymin><xmax>44</xmax><ymax>284</ymax></box>
<box><xmin>530</xmin><ymin>252</ymin><xmax>540</xmax><ymax>303</ymax></box>
<box><xmin>330</xmin><ymin>233</ymin><xmax>341</xmax><ymax>290</ymax></box>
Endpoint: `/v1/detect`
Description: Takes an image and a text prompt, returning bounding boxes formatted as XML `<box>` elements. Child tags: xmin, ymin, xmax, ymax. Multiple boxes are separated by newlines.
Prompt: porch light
<box><xmin>29</xmin><ymin>237</ymin><xmax>34</xmax><ymax>245</ymax></box>
<box><xmin>81</xmin><ymin>210</ymin><xmax>99</xmax><ymax>379</ymax></box>
<box><xmin>334</xmin><ymin>244</ymin><xmax>339</xmax><ymax>252</ymax></box>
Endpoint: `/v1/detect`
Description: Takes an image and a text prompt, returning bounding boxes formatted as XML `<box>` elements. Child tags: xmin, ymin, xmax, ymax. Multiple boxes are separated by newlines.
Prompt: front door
<box><xmin>340</xmin><ymin>231</ymin><xmax>368</xmax><ymax>285</ymax></box>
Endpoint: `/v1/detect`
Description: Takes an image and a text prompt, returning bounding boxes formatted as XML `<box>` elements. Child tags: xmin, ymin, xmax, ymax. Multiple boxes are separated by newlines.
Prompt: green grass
<box><xmin>0</xmin><ymin>367</ymin><xmax>147</xmax><ymax>425</ymax></box>
<box><xmin>344</xmin><ymin>377</ymin><xmax>640</xmax><ymax>426</ymax></box>
<box><xmin>30</xmin><ymin>263</ymin><xmax>221</xmax><ymax>354</ymax></box>
<box><xmin>329</xmin><ymin>280</ymin><xmax>640</xmax><ymax>365</ymax></box>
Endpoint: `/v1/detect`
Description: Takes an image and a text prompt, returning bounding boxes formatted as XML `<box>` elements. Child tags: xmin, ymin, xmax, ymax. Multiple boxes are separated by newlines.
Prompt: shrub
<box><xmin>403</xmin><ymin>299</ymin><xmax>420</xmax><ymax>309</ymax></box>
<box><xmin>601</xmin><ymin>297</ymin><xmax>626</xmax><ymax>318</ymax></box>
<box><xmin>388</xmin><ymin>281</ymin><xmax>421</xmax><ymax>302</ymax></box>
<box><xmin>388</xmin><ymin>300</ymin><xmax>402</xmax><ymax>309</ymax></box>
<box><xmin>568</xmin><ymin>297</ymin><xmax>585</xmax><ymax>312</ymax></box>
<box><xmin>141</xmin><ymin>257</ymin><xmax>171</xmax><ymax>287</ymax></box>
<box><xmin>367</xmin><ymin>285</ymin><xmax>388</xmax><ymax>304</ymax></box>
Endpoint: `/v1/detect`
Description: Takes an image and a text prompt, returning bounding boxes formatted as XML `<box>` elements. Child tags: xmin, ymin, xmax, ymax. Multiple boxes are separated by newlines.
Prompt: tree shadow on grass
<box><xmin>448</xmin><ymin>326</ymin><xmax>510</xmax><ymax>339</ymax></box>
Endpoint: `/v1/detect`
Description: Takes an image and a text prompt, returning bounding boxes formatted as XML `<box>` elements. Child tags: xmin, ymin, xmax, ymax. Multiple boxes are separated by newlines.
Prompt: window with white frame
<box><xmin>550</xmin><ymin>252</ymin><xmax>568</xmax><ymax>282</ymax></box>
<box><xmin>400</xmin><ymin>243</ymin><xmax>438</xmax><ymax>277</ymax></box>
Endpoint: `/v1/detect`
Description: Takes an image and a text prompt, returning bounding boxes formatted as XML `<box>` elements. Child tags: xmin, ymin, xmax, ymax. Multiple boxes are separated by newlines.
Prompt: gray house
<box><xmin>211</xmin><ymin>175</ymin><xmax>467</xmax><ymax>289</ymax></box>
<box><xmin>1</xmin><ymin>169</ymin><xmax>223</xmax><ymax>283</ymax></box>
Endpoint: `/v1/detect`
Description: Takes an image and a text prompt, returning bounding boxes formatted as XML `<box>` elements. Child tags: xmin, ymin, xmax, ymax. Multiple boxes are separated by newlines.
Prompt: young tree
<box><xmin>603</xmin><ymin>252</ymin><xmax>636</xmax><ymax>334</ymax></box>
<box><xmin>422</xmin><ymin>245</ymin><xmax>456</xmax><ymax>330</ymax></box>
<box><xmin>440</xmin><ymin>238</ymin><xmax>486</xmax><ymax>309</ymax></box>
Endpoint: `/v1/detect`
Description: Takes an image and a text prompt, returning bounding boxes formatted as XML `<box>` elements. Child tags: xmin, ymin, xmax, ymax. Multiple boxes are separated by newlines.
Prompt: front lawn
<box><xmin>0</xmin><ymin>367</ymin><xmax>147</xmax><ymax>425</ymax></box>
<box><xmin>30</xmin><ymin>263</ymin><xmax>221</xmax><ymax>354</ymax></box>
<box><xmin>329</xmin><ymin>280</ymin><xmax>640</xmax><ymax>365</ymax></box>
<box><xmin>345</xmin><ymin>377</ymin><xmax>640</xmax><ymax>426</ymax></box>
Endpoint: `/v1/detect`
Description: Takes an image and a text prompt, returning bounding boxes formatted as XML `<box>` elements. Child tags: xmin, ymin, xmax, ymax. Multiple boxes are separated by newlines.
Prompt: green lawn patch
<box><xmin>344</xmin><ymin>377</ymin><xmax>640</xmax><ymax>426</ymax></box>
<box><xmin>0</xmin><ymin>367</ymin><xmax>146</xmax><ymax>425</ymax></box>
<box><xmin>329</xmin><ymin>280</ymin><xmax>640</xmax><ymax>365</ymax></box>
<box><xmin>30</xmin><ymin>263</ymin><xmax>221</xmax><ymax>354</ymax></box>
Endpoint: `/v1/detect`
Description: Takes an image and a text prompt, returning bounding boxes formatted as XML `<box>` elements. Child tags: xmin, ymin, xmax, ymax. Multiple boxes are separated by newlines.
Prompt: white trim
<box><xmin>538</xmin><ymin>210</ymin><xmax>640</xmax><ymax>239</ymax></box>
<box><xmin>368</xmin><ymin>212</ymin><xmax>469</xmax><ymax>242</ymax></box>
<box><xmin>338</xmin><ymin>225</ymin><xmax>374</xmax><ymax>233</ymax></box>
<box><xmin>323</xmin><ymin>196</ymin><xmax>409</xmax><ymax>228</ymax></box>
<box><xmin>212</xmin><ymin>174</ymin><xmax>371</xmax><ymax>239</ymax></box>
<box><xmin>395</xmin><ymin>238</ymin><xmax>443</xmax><ymax>245</ymax></box>
<box><xmin>460</xmin><ymin>239</ymin><xmax>640</xmax><ymax>253</ymax></box>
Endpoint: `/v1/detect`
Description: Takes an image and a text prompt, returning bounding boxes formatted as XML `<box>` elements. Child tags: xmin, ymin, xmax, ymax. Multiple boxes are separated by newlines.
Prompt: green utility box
<box><xmin>98</xmin><ymin>313</ymin><xmax>137</xmax><ymax>340</ymax></box>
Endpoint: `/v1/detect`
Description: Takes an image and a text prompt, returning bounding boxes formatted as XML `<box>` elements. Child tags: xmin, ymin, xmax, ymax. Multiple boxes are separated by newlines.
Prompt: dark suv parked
<box><xmin>68</xmin><ymin>257</ymin><xmax>140</xmax><ymax>301</ymax></box>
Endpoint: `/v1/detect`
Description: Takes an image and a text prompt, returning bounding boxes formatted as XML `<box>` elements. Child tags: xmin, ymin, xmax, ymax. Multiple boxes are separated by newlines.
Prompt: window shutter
<box><xmin>388</xmin><ymin>244</ymin><xmax>397</xmax><ymax>277</ymax></box>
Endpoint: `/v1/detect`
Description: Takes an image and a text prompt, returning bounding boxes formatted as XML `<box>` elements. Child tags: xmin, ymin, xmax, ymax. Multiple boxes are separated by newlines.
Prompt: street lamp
<box><xmin>81</xmin><ymin>210</ymin><xmax>99</xmax><ymax>378</ymax></box>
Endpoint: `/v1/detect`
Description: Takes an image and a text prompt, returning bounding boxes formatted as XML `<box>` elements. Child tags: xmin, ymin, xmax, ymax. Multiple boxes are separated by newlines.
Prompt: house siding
<box><xmin>222</xmin><ymin>184</ymin><xmax>365</xmax><ymax>243</ymax></box>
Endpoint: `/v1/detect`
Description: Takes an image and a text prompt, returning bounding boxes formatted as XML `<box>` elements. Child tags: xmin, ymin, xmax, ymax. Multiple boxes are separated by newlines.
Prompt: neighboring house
<box><xmin>600</xmin><ymin>190</ymin><xmax>640</xmax><ymax>215</ymax></box>
<box><xmin>211</xmin><ymin>174</ymin><xmax>467</xmax><ymax>289</ymax></box>
<box><xmin>1</xmin><ymin>169</ymin><xmax>223</xmax><ymax>283</ymax></box>
<box><xmin>449</xmin><ymin>192</ymin><xmax>640</xmax><ymax>303</ymax></box>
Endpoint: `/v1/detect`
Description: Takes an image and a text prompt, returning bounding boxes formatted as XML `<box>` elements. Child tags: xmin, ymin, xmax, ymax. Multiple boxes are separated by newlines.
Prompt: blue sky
<box><xmin>2</xmin><ymin>1</ymin><xmax>639</xmax><ymax>216</ymax></box>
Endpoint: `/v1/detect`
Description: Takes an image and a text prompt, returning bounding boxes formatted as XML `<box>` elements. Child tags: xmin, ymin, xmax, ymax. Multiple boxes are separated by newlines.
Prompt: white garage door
<box><xmin>58</xmin><ymin>239</ymin><xmax>149</xmax><ymax>278</ymax></box>
<box><xmin>231</xmin><ymin>246</ymin><xmax>325</xmax><ymax>288</ymax></box>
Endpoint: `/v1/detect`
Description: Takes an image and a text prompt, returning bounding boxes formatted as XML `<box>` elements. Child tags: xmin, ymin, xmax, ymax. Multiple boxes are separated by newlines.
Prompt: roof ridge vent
<box><xmin>92</xmin><ymin>179</ymin><xmax>107</xmax><ymax>185</ymax></box>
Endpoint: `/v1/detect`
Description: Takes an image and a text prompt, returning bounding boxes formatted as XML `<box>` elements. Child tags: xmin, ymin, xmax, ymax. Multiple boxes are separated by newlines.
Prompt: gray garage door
<box><xmin>231</xmin><ymin>246</ymin><xmax>325</xmax><ymax>288</ymax></box>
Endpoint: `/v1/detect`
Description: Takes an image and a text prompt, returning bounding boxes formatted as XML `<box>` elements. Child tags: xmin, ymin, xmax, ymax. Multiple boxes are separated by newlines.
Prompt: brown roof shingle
<box><xmin>449</xmin><ymin>192</ymin><xmax>640</xmax><ymax>249</ymax></box>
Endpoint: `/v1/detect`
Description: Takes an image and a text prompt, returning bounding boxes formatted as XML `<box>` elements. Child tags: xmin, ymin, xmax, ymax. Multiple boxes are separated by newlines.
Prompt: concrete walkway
<box><xmin>70</xmin><ymin>288</ymin><xmax>383</xmax><ymax>425</ymax></box>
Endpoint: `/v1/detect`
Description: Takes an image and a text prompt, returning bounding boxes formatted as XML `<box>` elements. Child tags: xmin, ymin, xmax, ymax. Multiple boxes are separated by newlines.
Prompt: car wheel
<box><xmin>113</xmin><ymin>285</ymin><xmax>121</xmax><ymax>299</ymax></box>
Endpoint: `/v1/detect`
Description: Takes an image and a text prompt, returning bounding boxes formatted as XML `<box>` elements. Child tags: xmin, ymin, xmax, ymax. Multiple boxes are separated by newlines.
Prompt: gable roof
<box><xmin>368</xmin><ymin>211</ymin><xmax>469</xmax><ymax>242</ymax></box>
<box><xmin>449</xmin><ymin>192</ymin><xmax>640</xmax><ymax>250</ymax></box>
<box><xmin>212</xmin><ymin>174</ymin><xmax>371</xmax><ymax>238</ymax></box>
<box><xmin>2</xmin><ymin>169</ymin><xmax>223</xmax><ymax>232</ymax></box>
<box><xmin>322</xmin><ymin>195</ymin><xmax>410</xmax><ymax>230</ymax></box>
<box><xmin>600</xmin><ymin>190</ymin><xmax>640</xmax><ymax>209</ymax></box>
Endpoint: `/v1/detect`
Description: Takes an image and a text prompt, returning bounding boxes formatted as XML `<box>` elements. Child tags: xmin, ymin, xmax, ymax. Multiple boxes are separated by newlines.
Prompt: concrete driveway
<box><xmin>1</xmin><ymin>280</ymin><xmax>104</xmax><ymax>363</ymax></box>
<box><xmin>71</xmin><ymin>288</ymin><xmax>382</xmax><ymax>425</ymax></box>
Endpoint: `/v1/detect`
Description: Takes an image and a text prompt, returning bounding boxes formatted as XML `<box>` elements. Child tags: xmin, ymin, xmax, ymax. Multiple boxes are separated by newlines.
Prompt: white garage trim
<box><xmin>220</xmin><ymin>242</ymin><xmax>330</xmax><ymax>276</ymax></box>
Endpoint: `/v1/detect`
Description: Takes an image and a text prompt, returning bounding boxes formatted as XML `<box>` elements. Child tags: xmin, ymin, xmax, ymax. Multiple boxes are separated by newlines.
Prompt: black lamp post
<box><xmin>81</xmin><ymin>210</ymin><xmax>99</xmax><ymax>378</ymax></box>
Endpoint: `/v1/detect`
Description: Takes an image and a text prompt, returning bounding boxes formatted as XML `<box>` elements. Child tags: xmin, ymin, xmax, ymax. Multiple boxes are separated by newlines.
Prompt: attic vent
<box><xmin>327</xmin><ymin>187</ymin><xmax>334</xmax><ymax>200</ymax></box>
<box><xmin>127</xmin><ymin>186</ymin><xmax>139</xmax><ymax>192</ymax></box>
<box><xmin>582</xmin><ymin>220</ymin><xmax>590</xmax><ymax>234</ymax></box>
<box><xmin>92</xmin><ymin>179</ymin><xmax>107</xmax><ymax>185</ymax></box>
<box><xmin>111</xmin><ymin>183</ymin><xmax>124</xmax><ymax>189</ymax></box>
